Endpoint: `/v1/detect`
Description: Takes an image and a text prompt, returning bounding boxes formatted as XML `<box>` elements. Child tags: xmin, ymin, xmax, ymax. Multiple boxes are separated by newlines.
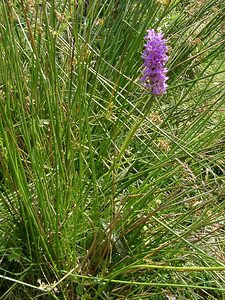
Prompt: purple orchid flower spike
<box><xmin>140</xmin><ymin>29</ymin><xmax>169</xmax><ymax>95</ymax></box>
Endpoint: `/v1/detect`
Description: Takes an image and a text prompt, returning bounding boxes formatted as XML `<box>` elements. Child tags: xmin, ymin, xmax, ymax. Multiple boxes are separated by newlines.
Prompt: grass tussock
<box><xmin>0</xmin><ymin>0</ymin><xmax>225</xmax><ymax>299</ymax></box>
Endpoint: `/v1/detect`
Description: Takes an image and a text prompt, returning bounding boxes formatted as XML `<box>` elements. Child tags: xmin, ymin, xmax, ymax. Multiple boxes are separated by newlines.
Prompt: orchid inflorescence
<box><xmin>140</xmin><ymin>29</ymin><xmax>169</xmax><ymax>95</ymax></box>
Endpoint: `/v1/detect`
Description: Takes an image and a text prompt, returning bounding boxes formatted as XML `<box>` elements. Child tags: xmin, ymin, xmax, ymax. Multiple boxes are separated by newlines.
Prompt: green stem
<box><xmin>114</xmin><ymin>96</ymin><xmax>155</xmax><ymax>164</ymax></box>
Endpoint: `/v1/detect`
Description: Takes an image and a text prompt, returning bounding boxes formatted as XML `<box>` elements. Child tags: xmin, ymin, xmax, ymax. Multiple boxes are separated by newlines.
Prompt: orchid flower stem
<box><xmin>115</xmin><ymin>96</ymin><xmax>155</xmax><ymax>164</ymax></box>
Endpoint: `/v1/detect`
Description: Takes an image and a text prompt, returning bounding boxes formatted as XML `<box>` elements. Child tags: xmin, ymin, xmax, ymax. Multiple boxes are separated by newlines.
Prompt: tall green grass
<box><xmin>0</xmin><ymin>0</ymin><xmax>225</xmax><ymax>298</ymax></box>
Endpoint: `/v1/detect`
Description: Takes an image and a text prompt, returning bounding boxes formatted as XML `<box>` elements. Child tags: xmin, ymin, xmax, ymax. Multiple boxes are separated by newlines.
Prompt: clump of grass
<box><xmin>0</xmin><ymin>0</ymin><xmax>225</xmax><ymax>299</ymax></box>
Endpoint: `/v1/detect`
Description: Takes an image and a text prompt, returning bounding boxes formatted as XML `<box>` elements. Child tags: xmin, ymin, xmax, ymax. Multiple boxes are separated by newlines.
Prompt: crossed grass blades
<box><xmin>0</xmin><ymin>0</ymin><xmax>225</xmax><ymax>299</ymax></box>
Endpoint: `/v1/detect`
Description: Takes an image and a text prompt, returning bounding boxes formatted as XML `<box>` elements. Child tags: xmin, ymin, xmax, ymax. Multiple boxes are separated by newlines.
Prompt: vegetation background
<box><xmin>0</xmin><ymin>0</ymin><xmax>225</xmax><ymax>299</ymax></box>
